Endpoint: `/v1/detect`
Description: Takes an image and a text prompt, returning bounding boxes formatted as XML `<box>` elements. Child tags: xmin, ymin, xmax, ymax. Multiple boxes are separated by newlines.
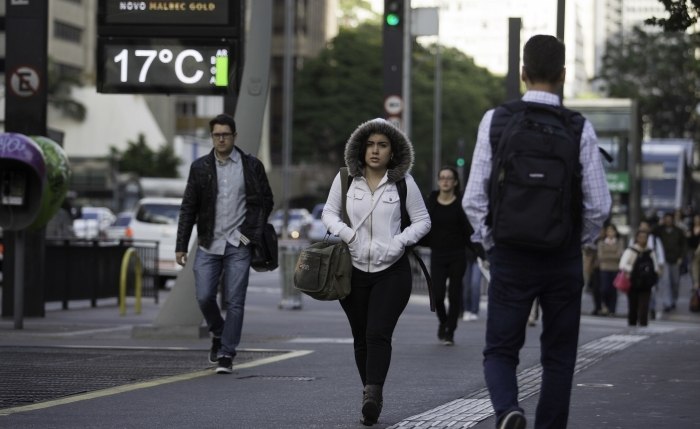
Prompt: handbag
<box><xmin>613</xmin><ymin>270</ymin><xmax>631</xmax><ymax>293</ymax></box>
<box><xmin>251</xmin><ymin>223</ymin><xmax>279</xmax><ymax>272</ymax></box>
<box><xmin>294</xmin><ymin>168</ymin><xmax>355</xmax><ymax>300</ymax></box>
<box><xmin>690</xmin><ymin>288</ymin><xmax>700</xmax><ymax>313</ymax></box>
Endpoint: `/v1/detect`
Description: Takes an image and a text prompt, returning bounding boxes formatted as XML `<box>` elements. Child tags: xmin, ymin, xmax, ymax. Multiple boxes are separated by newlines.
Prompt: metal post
<box><xmin>402</xmin><ymin>0</ymin><xmax>412</xmax><ymax>137</ymax></box>
<box><xmin>556</xmin><ymin>0</ymin><xmax>565</xmax><ymax>100</ymax></box>
<box><xmin>281</xmin><ymin>0</ymin><xmax>295</xmax><ymax>238</ymax></box>
<box><xmin>14</xmin><ymin>230</ymin><xmax>24</xmax><ymax>329</ymax></box>
<box><xmin>432</xmin><ymin>41</ymin><xmax>442</xmax><ymax>189</ymax></box>
<box><xmin>507</xmin><ymin>18</ymin><xmax>522</xmax><ymax>100</ymax></box>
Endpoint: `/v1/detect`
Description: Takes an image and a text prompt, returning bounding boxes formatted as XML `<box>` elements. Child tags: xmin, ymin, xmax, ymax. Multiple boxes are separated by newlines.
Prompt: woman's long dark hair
<box><xmin>438</xmin><ymin>166</ymin><xmax>462</xmax><ymax>199</ymax></box>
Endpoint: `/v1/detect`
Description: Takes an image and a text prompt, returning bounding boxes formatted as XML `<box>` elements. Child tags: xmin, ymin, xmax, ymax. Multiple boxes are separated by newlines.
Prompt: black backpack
<box><xmin>487</xmin><ymin>100</ymin><xmax>585</xmax><ymax>250</ymax></box>
<box><xmin>630</xmin><ymin>248</ymin><xmax>658</xmax><ymax>291</ymax></box>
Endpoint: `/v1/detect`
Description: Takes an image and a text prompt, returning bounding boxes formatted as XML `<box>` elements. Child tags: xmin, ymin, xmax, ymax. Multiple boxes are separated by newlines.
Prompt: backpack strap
<box><xmin>339</xmin><ymin>167</ymin><xmax>351</xmax><ymax>226</ymax></box>
<box><xmin>489</xmin><ymin>99</ymin><xmax>587</xmax><ymax>154</ymax></box>
<box><xmin>396</xmin><ymin>177</ymin><xmax>435</xmax><ymax>312</ymax></box>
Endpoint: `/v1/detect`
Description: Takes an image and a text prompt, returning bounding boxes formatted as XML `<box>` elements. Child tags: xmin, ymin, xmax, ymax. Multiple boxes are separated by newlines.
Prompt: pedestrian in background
<box><xmin>619</xmin><ymin>229</ymin><xmax>660</xmax><ymax>327</ymax></box>
<box><xmin>423</xmin><ymin>166</ymin><xmax>469</xmax><ymax>345</ymax></box>
<box><xmin>687</xmin><ymin>213</ymin><xmax>700</xmax><ymax>286</ymax></box>
<box><xmin>597</xmin><ymin>223</ymin><xmax>624</xmax><ymax>316</ymax></box>
<box><xmin>463</xmin><ymin>35</ymin><xmax>611</xmax><ymax>429</ymax></box>
<box><xmin>633</xmin><ymin>220</ymin><xmax>665</xmax><ymax>320</ymax></box>
<box><xmin>584</xmin><ymin>228</ymin><xmax>604</xmax><ymax>315</ymax></box>
<box><xmin>322</xmin><ymin>118</ymin><xmax>430</xmax><ymax>426</ymax></box>
<box><xmin>654</xmin><ymin>212</ymin><xmax>687</xmax><ymax>312</ymax></box>
<box><xmin>175</xmin><ymin>113</ymin><xmax>274</xmax><ymax>374</ymax></box>
<box><xmin>462</xmin><ymin>235</ymin><xmax>485</xmax><ymax>322</ymax></box>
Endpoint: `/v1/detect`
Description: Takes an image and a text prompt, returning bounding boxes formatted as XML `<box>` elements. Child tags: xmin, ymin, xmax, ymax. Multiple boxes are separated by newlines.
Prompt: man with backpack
<box><xmin>463</xmin><ymin>35</ymin><xmax>611</xmax><ymax>429</ymax></box>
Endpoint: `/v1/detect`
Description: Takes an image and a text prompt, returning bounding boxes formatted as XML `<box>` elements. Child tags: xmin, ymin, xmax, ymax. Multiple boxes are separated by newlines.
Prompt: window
<box><xmin>54</xmin><ymin>20</ymin><xmax>82</xmax><ymax>43</ymax></box>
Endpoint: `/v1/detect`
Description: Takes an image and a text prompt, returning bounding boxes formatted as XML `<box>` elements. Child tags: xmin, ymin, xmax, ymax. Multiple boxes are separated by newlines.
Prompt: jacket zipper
<box><xmin>367</xmin><ymin>190</ymin><xmax>374</xmax><ymax>272</ymax></box>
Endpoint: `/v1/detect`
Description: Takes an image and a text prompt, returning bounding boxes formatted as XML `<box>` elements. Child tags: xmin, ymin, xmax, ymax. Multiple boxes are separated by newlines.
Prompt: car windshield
<box><xmin>136</xmin><ymin>204</ymin><xmax>179</xmax><ymax>225</ymax></box>
<box><xmin>82</xmin><ymin>213</ymin><xmax>98</xmax><ymax>220</ymax></box>
<box><xmin>112</xmin><ymin>215</ymin><xmax>132</xmax><ymax>227</ymax></box>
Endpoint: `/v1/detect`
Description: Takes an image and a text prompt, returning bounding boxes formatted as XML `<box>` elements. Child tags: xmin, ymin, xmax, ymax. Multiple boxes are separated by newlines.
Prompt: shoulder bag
<box><xmin>293</xmin><ymin>168</ymin><xmax>355</xmax><ymax>300</ymax></box>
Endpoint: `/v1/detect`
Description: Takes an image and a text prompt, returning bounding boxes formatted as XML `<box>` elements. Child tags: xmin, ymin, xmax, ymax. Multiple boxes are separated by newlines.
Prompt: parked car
<box><xmin>128</xmin><ymin>197</ymin><xmax>185</xmax><ymax>289</ymax></box>
<box><xmin>73</xmin><ymin>207</ymin><xmax>116</xmax><ymax>239</ymax></box>
<box><xmin>104</xmin><ymin>211</ymin><xmax>134</xmax><ymax>240</ymax></box>
<box><xmin>269</xmin><ymin>208</ymin><xmax>313</xmax><ymax>239</ymax></box>
<box><xmin>306</xmin><ymin>203</ymin><xmax>340</xmax><ymax>243</ymax></box>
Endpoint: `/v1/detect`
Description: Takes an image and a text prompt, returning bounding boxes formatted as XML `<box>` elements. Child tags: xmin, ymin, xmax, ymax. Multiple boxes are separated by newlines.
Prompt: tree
<box><xmin>645</xmin><ymin>0</ymin><xmax>700</xmax><ymax>31</ymax></box>
<box><xmin>110</xmin><ymin>133</ymin><xmax>181</xmax><ymax>178</ymax></box>
<box><xmin>596</xmin><ymin>27</ymin><xmax>700</xmax><ymax>139</ymax></box>
<box><xmin>292</xmin><ymin>22</ymin><xmax>505</xmax><ymax>191</ymax></box>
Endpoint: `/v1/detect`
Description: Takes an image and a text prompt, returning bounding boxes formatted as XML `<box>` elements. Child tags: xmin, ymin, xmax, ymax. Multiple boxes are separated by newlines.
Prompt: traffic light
<box><xmin>384</xmin><ymin>0</ymin><xmax>404</xmax><ymax>28</ymax></box>
<box><xmin>383</xmin><ymin>0</ymin><xmax>404</xmax><ymax>122</ymax></box>
<box><xmin>456</xmin><ymin>157</ymin><xmax>465</xmax><ymax>167</ymax></box>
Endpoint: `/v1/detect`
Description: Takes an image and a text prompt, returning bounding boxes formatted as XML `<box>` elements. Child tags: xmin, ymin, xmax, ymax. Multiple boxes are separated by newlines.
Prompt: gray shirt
<box><xmin>200</xmin><ymin>149</ymin><xmax>247</xmax><ymax>255</ymax></box>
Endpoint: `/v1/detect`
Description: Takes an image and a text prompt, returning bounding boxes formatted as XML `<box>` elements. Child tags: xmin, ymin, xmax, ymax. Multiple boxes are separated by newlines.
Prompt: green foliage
<box><xmin>110</xmin><ymin>133</ymin><xmax>181</xmax><ymax>178</ymax></box>
<box><xmin>645</xmin><ymin>0</ymin><xmax>700</xmax><ymax>31</ymax></box>
<box><xmin>596</xmin><ymin>27</ymin><xmax>700</xmax><ymax>139</ymax></box>
<box><xmin>292</xmin><ymin>22</ymin><xmax>505</xmax><ymax>191</ymax></box>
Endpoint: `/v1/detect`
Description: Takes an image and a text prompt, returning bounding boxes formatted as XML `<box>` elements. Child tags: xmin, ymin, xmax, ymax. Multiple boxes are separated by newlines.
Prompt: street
<box><xmin>0</xmin><ymin>269</ymin><xmax>698</xmax><ymax>428</ymax></box>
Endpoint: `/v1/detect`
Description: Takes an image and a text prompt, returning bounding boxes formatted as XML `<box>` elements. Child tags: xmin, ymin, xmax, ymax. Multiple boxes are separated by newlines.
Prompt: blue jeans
<box><xmin>660</xmin><ymin>262</ymin><xmax>681</xmax><ymax>309</ymax></box>
<box><xmin>193</xmin><ymin>242</ymin><xmax>251</xmax><ymax>358</ymax></box>
<box><xmin>463</xmin><ymin>258</ymin><xmax>482</xmax><ymax>315</ymax></box>
<box><xmin>484</xmin><ymin>246</ymin><xmax>583</xmax><ymax>429</ymax></box>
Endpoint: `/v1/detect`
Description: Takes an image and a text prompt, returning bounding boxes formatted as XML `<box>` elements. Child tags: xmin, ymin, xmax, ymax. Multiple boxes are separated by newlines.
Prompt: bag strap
<box><xmin>340</xmin><ymin>167</ymin><xmax>351</xmax><ymax>226</ymax></box>
<box><xmin>396</xmin><ymin>177</ymin><xmax>435</xmax><ymax>312</ymax></box>
<box><xmin>338</xmin><ymin>166</ymin><xmax>384</xmax><ymax>232</ymax></box>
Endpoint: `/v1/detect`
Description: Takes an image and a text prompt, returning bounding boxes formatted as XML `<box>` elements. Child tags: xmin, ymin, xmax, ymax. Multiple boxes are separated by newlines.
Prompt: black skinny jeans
<box><xmin>340</xmin><ymin>254</ymin><xmax>412</xmax><ymax>386</ymax></box>
<box><xmin>627</xmin><ymin>288</ymin><xmax>651</xmax><ymax>326</ymax></box>
<box><xmin>431</xmin><ymin>248</ymin><xmax>467</xmax><ymax>334</ymax></box>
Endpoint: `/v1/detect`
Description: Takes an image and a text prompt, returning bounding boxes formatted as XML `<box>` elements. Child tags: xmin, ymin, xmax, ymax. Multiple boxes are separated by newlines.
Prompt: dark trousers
<box><xmin>627</xmin><ymin>288</ymin><xmax>651</xmax><ymax>326</ymax></box>
<box><xmin>340</xmin><ymin>254</ymin><xmax>412</xmax><ymax>386</ymax></box>
<box><xmin>431</xmin><ymin>248</ymin><xmax>467</xmax><ymax>334</ymax></box>
<box><xmin>484</xmin><ymin>247</ymin><xmax>583</xmax><ymax>429</ymax></box>
<box><xmin>599</xmin><ymin>269</ymin><xmax>618</xmax><ymax>314</ymax></box>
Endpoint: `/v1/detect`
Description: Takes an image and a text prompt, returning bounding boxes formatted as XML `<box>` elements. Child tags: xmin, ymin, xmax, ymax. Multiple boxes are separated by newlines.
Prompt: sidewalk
<box><xmin>0</xmin><ymin>269</ymin><xmax>698</xmax><ymax>428</ymax></box>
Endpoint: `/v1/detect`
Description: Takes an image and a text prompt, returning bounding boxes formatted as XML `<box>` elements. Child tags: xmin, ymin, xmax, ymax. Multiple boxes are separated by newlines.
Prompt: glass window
<box><xmin>54</xmin><ymin>20</ymin><xmax>82</xmax><ymax>43</ymax></box>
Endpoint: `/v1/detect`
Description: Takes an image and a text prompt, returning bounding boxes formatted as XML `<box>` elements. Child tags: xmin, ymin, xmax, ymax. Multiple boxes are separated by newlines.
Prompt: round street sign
<box><xmin>384</xmin><ymin>95</ymin><xmax>403</xmax><ymax>115</ymax></box>
<box><xmin>10</xmin><ymin>66</ymin><xmax>40</xmax><ymax>98</ymax></box>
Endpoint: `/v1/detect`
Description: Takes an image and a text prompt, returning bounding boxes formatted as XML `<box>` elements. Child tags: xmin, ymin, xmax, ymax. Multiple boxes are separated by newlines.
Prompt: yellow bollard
<box><xmin>119</xmin><ymin>247</ymin><xmax>143</xmax><ymax>316</ymax></box>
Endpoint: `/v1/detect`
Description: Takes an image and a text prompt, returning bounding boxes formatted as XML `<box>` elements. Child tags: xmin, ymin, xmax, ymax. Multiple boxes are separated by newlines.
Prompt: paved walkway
<box><xmin>0</xmin><ymin>269</ymin><xmax>698</xmax><ymax>428</ymax></box>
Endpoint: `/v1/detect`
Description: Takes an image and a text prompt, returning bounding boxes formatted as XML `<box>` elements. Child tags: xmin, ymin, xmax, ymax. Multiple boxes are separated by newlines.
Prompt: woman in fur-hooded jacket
<box><xmin>322</xmin><ymin>118</ymin><xmax>430</xmax><ymax>426</ymax></box>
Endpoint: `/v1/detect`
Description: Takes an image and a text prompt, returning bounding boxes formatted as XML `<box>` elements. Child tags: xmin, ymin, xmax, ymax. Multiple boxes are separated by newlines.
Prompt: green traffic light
<box><xmin>386</xmin><ymin>13</ymin><xmax>400</xmax><ymax>26</ymax></box>
<box><xmin>456</xmin><ymin>158</ymin><xmax>465</xmax><ymax>167</ymax></box>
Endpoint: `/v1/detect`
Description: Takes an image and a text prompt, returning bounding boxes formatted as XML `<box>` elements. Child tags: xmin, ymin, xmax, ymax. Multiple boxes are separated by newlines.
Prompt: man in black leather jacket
<box><xmin>176</xmin><ymin>113</ymin><xmax>273</xmax><ymax>374</ymax></box>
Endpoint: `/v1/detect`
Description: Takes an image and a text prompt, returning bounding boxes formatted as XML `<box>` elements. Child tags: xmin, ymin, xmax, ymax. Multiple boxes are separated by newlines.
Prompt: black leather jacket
<box><xmin>176</xmin><ymin>147</ymin><xmax>274</xmax><ymax>253</ymax></box>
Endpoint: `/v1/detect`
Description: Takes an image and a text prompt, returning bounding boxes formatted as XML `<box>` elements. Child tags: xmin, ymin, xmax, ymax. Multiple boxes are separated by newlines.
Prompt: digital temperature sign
<box><xmin>97</xmin><ymin>38</ymin><xmax>236</xmax><ymax>94</ymax></box>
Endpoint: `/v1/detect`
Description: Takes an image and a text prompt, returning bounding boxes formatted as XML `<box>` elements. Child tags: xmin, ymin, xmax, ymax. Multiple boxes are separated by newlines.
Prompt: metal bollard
<box><xmin>278</xmin><ymin>240</ymin><xmax>305</xmax><ymax>310</ymax></box>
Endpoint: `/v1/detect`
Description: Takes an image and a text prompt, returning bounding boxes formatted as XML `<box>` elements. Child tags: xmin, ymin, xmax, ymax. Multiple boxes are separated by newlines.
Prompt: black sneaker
<box><xmin>437</xmin><ymin>323</ymin><xmax>446</xmax><ymax>341</ymax></box>
<box><xmin>498</xmin><ymin>410</ymin><xmax>526</xmax><ymax>429</ymax></box>
<box><xmin>209</xmin><ymin>337</ymin><xmax>222</xmax><ymax>364</ymax></box>
<box><xmin>216</xmin><ymin>356</ymin><xmax>233</xmax><ymax>374</ymax></box>
<box><xmin>443</xmin><ymin>333</ymin><xmax>454</xmax><ymax>346</ymax></box>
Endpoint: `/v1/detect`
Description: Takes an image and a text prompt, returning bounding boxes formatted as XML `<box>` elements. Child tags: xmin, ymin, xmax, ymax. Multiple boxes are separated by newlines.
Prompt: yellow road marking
<box><xmin>0</xmin><ymin>349</ymin><xmax>313</xmax><ymax>417</ymax></box>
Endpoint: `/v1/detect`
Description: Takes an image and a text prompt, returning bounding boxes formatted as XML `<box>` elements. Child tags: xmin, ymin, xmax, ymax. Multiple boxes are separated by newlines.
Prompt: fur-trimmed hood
<box><xmin>344</xmin><ymin>118</ymin><xmax>415</xmax><ymax>183</ymax></box>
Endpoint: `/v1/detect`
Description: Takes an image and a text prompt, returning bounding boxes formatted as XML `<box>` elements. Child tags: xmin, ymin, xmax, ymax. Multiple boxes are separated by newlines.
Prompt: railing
<box><xmin>44</xmin><ymin>239</ymin><xmax>159</xmax><ymax>309</ymax></box>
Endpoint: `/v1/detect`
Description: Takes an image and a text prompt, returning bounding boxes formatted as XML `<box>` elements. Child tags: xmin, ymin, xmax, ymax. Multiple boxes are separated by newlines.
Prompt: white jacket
<box><xmin>321</xmin><ymin>118</ymin><xmax>431</xmax><ymax>273</ymax></box>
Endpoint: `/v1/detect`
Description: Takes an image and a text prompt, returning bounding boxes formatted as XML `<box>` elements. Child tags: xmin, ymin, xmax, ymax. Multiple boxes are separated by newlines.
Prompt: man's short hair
<box><xmin>209</xmin><ymin>113</ymin><xmax>237</xmax><ymax>133</ymax></box>
<box><xmin>523</xmin><ymin>35</ymin><xmax>565</xmax><ymax>84</ymax></box>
